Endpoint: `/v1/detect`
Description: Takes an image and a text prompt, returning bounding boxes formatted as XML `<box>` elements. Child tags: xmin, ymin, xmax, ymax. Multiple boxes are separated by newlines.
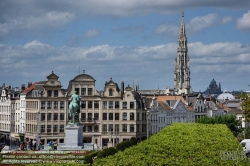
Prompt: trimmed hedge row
<box><xmin>93</xmin><ymin>123</ymin><xmax>249</xmax><ymax>166</ymax></box>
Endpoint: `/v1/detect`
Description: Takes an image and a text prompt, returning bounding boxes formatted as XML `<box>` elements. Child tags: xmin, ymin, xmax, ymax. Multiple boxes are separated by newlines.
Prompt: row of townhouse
<box><xmin>0</xmin><ymin>70</ymin><xmax>148</xmax><ymax>147</ymax></box>
<box><xmin>143</xmin><ymin>92</ymin><xmax>243</xmax><ymax>136</ymax></box>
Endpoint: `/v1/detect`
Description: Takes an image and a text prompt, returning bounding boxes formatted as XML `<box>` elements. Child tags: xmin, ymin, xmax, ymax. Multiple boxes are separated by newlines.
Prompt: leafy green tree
<box><xmin>130</xmin><ymin>137</ymin><xmax>137</xmax><ymax>146</ymax></box>
<box><xmin>240</xmin><ymin>93</ymin><xmax>250</xmax><ymax>123</ymax></box>
<box><xmin>196</xmin><ymin>114</ymin><xmax>242</xmax><ymax>137</ymax></box>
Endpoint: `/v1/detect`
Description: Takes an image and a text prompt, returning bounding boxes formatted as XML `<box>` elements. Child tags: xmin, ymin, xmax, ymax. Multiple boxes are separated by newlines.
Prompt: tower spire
<box><xmin>173</xmin><ymin>10</ymin><xmax>192</xmax><ymax>95</ymax></box>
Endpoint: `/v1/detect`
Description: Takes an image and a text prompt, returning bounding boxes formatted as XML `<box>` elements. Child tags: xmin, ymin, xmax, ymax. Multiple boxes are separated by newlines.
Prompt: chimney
<box><xmin>83</xmin><ymin>70</ymin><xmax>85</xmax><ymax>74</ymax></box>
<box><xmin>121</xmin><ymin>81</ymin><xmax>124</xmax><ymax>94</ymax></box>
<box><xmin>28</xmin><ymin>82</ymin><xmax>32</xmax><ymax>88</ymax></box>
<box><xmin>21</xmin><ymin>84</ymin><xmax>25</xmax><ymax>91</ymax></box>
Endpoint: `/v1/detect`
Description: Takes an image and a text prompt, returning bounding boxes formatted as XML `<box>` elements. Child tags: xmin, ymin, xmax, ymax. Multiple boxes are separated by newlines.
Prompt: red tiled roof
<box><xmin>21</xmin><ymin>82</ymin><xmax>38</xmax><ymax>94</ymax></box>
<box><xmin>158</xmin><ymin>101</ymin><xmax>172</xmax><ymax>111</ymax></box>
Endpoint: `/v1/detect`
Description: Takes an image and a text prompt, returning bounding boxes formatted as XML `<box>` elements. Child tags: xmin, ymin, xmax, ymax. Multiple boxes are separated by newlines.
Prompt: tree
<box><xmin>240</xmin><ymin>93</ymin><xmax>250</xmax><ymax>123</ymax></box>
<box><xmin>196</xmin><ymin>114</ymin><xmax>242</xmax><ymax>137</ymax></box>
<box><xmin>130</xmin><ymin>137</ymin><xmax>137</xmax><ymax>146</ymax></box>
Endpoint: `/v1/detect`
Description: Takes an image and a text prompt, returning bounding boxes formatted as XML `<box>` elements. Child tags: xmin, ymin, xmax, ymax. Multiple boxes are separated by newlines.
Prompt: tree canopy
<box><xmin>240</xmin><ymin>93</ymin><xmax>250</xmax><ymax>123</ymax></box>
<box><xmin>196</xmin><ymin>114</ymin><xmax>242</xmax><ymax>137</ymax></box>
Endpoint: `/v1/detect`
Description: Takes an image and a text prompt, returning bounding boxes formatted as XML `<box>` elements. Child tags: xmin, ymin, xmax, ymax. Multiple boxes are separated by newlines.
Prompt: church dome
<box><xmin>217</xmin><ymin>89</ymin><xmax>235</xmax><ymax>101</ymax></box>
<box><xmin>210</xmin><ymin>79</ymin><xmax>216</xmax><ymax>85</ymax></box>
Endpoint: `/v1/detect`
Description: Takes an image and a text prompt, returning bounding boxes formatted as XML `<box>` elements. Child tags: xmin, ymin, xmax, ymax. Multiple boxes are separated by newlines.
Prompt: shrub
<box><xmin>130</xmin><ymin>137</ymin><xmax>137</xmax><ymax>146</ymax></box>
<box><xmin>94</xmin><ymin>123</ymin><xmax>249</xmax><ymax>166</ymax></box>
<box><xmin>84</xmin><ymin>150</ymin><xmax>99</xmax><ymax>164</ymax></box>
<box><xmin>116</xmin><ymin>141</ymin><xmax>126</xmax><ymax>152</ymax></box>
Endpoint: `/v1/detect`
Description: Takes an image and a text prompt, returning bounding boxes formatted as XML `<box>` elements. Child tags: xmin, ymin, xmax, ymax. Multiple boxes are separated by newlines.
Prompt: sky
<box><xmin>1</xmin><ymin>0</ymin><xmax>250</xmax><ymax>92</ymax></box>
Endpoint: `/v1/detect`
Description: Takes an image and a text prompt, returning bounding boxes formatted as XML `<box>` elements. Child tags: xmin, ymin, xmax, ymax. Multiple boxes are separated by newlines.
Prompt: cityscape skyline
<box><xmin>1</xmin><ymin>1</ymin><xmax>250</xmax><ymax>92</ymax></box>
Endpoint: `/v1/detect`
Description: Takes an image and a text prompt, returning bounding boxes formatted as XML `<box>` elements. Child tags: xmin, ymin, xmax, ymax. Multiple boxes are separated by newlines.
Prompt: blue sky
<box><xmin>1</xmin><ymin>0</ymin><xmax>250</xmax><ymax>92</ymax></box>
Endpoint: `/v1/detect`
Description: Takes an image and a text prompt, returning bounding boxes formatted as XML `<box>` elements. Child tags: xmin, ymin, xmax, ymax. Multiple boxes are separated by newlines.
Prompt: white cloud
<box><xmin>237</xmin><ymin>10</ymin><xmax>250</xmax><ymax>31</ymax></box>
<box><xmin>0</xmin><ymin>19</ymin><xmax>17</xmax><ymax>36</ymax></box>
<box><xmin>1</xmin><ymin>40</ymin><xmax>250</xmax><ymax>91</ymax></box>
<box><xmin>222</xmin><ymin>16</ymin><xmax>233</xmax><ymax>23</ymax></box>
<box><xmin>84</xmin><ymin>29</ymin><xmax>99</xmax><ymax>38</ymax></box>
<box><xmin>187</xmin><ymin>13</ymin><xmax>218</xmax><ymax>32</ymax></box>
<box><xmin>155</xmin><ymin>24</ymin><xmax>179</xmax><ymax>36</ymax></box>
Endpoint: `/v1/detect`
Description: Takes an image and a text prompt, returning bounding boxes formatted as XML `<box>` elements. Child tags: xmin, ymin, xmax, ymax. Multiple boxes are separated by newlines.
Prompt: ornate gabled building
<box><xmin>174</xmin><ymin>11</ymin><xmax>192</xmax><ymax>95</ymax></box>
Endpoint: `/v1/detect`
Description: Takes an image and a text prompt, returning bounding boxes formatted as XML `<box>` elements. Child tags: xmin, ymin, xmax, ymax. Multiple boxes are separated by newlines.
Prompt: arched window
<box><xmin>198</xmin><ymin>106</ymin><xmax>200</xmax><ymax>112</ymax></box>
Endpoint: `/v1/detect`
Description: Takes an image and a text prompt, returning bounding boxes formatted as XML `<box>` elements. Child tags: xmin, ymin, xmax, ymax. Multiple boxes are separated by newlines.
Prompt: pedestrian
<box><xmin>53</xmin><ymin>140</ymin><xmax>58</xmax><ymax>150</ymax></box>
<box><xmin>32</xmin><ymin>139</ymin><xmax>37</xmax><ymax>150</ymax></box>
<box><xmin>38</xmin><ymin>141</ymin><xmax>43</xmax><ymax>150</ymax></box>
<box><xmin>48</xmin><ymin>141</ymin><xmax>53</xmax><ymax>151</ymax></box>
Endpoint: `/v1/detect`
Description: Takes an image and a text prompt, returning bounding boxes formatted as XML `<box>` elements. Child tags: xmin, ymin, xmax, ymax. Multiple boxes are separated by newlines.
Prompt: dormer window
<box><xmin>109</xmin><ymin>89</ymin><xmax>113</xmax><ymax>96</ymax></box>
<box><xmin>54</xmin><ymin>90</ymin><xmax>58</xmax><ymax>97</ymax></box>
<box><xmin>88</xmin><ymin>88</ymin><xmax>93</xmax><ymax>96</ymax></box>
<box><xmin>48</xmin><ymin>90</ymin><xmax>52</xmax><ymax>97</ymax></box>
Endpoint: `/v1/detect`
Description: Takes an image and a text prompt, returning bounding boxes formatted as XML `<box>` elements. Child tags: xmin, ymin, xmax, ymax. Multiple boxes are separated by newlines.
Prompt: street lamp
<box><xmin>146</xmin><ymin>108</ymin><xmax>149</xmax><ymax>139</ymax></box>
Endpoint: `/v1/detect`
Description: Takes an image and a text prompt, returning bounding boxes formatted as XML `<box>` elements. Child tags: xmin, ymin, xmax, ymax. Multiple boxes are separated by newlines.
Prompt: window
<box><xmin>47</xmin><ymin>113</ymin><xmax>52</xmax><ymax>121</ymax></box>
<box><xmin>47</xmin><ymin>101</ymin><xmax>52</xmax><ymax>109</ymax></box>
<box><xmin>122</xmin><ymin>124</ymin><xmax>127</xmax><ymax>132</ymax></box>
<box><xmin>81</xmin><ymin>101</ymin><xmax>86</xmax><ymax>108</ymax></box>
<box><xmin>137</xmin><ymin>113</ymin><xmax>140</xmax><ymax>121</ymax></box>
<box><xmin>60</xmin><ymin>113</ymin><xmax>64</xmax><ymax>120</ymax></box>
<box><xmin>88</xmin><ymin>101</ymin><xmax>93</xmax><ymax>109</ymax></box>
<box><xmin>109</xmin><ymin>113</ymin><xmax>113</xmax><ymax>120</ymax></box>
<box><xmin>88</xmin><ymin>125</ymin><xmax>92</xmax><ymax>132</ymax></box>
<box><xmin>115</xmin><ymin>101</ymin><xmax>119</xmax><ymax>109</ymax></box>
<box><xmin>122</xmin><ymin>113</ymin><xmax>127</xmax><ymax>120</ymax></box>
<box><xmin>41</xmin><ymin>101</ymin><xmax>45</xmax><ymax>109</ymax></box>
<box><xmin>130</xmin><ymin>102</ymin><xmax>134</xmax><ymax>109</ymax></box>
<box><xmin>94</xmin><ymin>101</ymin><xmax>99</xmax><ymax>108</ymax></box>
<box><xmin>115</xmin><ymin>124</ymin><xmax>119</xmax><ymax>132</ymax></box>
<box><xmin>81</xmin><ymin>113</ymin><xmax>86</xmax><ymax>121</ymax></box>
<box><xmin>130</xmin><ymin>113</ymin><xmax>134</xmax><ymax>120</ymax></box>
<box><xmin>109</xmin><ymin>89</ymin><xmax>113</xmax><ymax>96</ymax></box>
<box><xmin>60</xmin><ymin>101</ymin><xmax>64</xmax><ymax>109</ymax></box>
<box><xmin>115</xmin><ymin>113</ymin><xmax>119</xmax><ymax>120</ymax></box>
<box><xmin>75</xmin><ymin>88</ymin><xmax>79</xmax><ymax>95</ymax></box>
<box><xmin>109</xmin><ymin>124</ymin><xmax>113</xmax><ymax>131</ymax></box>
<box><xmin>48</xmin><ymin>90</ymin><xmax>52</xmax><ymax>97</ymax></box>
<box><xmin>94</xmin><ymin>125</ymin><xmax>99</xmax><ymax>132</ymax></box>
<box><xmin>54</xmin><ymin>113</ymin><xmax>58</xmax><ymax>120</ymax></box>
<box><xmin>122</xmin><ymin>102</ymin><xmax>127</xmax><ymax>109</ymax></box>
<box><xmin>41</xmin><ymin>125</ymin><xmax>45</xmax><ymax>132</ymax></box>
<box><xmin>103</xmin><ymin>101</ymin><xmax>107</xmax><ymax>109</ymax></box>
<box><xmin>130</xmin><ymin>124</ymin><xmax>134</xmax><ymax>132</ymax></box>
<box><xmin>41</xmin><ymin>113</ymin><xmax>45</xmax><ymax>121</ymax></box>
<box><xmin>94</xmin><ymin>113</ymin><xmax>99</xmax><ymax>120</ymax></box>
<box><xmin>142</xmin><ymin>124</ymin><xmax>146</xmax><ymax>132</ymax></box>
<box><xmin>53</xmin><ymin>125</ymin><xmax>58</xmax><ymax>132</ymax></box>
<box><xmin>83</xmin><ymin>126</ymin><xmax>86</xmax><ymax>132</ymax></box>
<box><xmin>54</xmin><ymin>90</ymin><xmax>58</xmax><ymax>97</ymax></box>
<box><xmin>102</xmin><ymin>124</ymin><xmax>107</xmax><ymax>132</ymax></box>
<box><xmin>88</xmin><ymin>88</ymin><xmax>92</xmax><ymax>95</ymax></box>
<box><xmin>109</xmin><ymin>101</ymin><xmax>113</xmax><ymax>109</ymax></box>
<box><xmin>60</xmin><ymin>125</ymin><xmax>64</xmax><ymax>132</ymax></box>
<box><xmin>103</xmin><ymin>113</ymin><xmax>107</xmax><ymax>120</ymax></box>
<box><xmin>88</xmin><ymin>113</ymin><xmax>92</xmax><ymax>120</ymax></box>
<box><xmin>81</xmin><ymin>88</ymin><xmax>86</xmax><ymax>96</ymax></box>
<box><xmin>54</xmin><ymin>101</ymin><xmax>58</xmax><ymax>109</ymax></box>
<box><xmin>47</xmin><ymin>125</ymin><xmax>51</xmax><ymax>132</ymax></box>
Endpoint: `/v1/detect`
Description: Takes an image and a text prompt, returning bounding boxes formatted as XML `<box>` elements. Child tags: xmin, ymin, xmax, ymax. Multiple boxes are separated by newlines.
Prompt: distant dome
<box><xmin>217</xmin><ymin>89</ymin><xmax>235</xmax><ymax>101</ymax></box>
<box><xmin>210</xmin><ymin>79</ymin><xmax>216</xmax><ymax>85</ymax></box>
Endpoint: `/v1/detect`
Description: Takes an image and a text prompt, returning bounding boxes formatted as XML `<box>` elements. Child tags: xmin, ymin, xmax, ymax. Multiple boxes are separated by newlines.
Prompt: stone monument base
<box><xmin>107</xmin><ymin>141</ymin><xmax>113</xmax><ymax>148</ymax></box>
<box><xmin>60</xmin><ymin>123</ymin><xmax>84</xmax><ymax>150</ymax></box>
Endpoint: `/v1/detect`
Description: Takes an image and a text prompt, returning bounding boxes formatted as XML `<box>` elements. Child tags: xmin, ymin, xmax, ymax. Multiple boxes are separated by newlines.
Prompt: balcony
<box><xmin>80</xmin><ymin>118</ymin><xmax>97</xmax><ymax>124</ymax></box>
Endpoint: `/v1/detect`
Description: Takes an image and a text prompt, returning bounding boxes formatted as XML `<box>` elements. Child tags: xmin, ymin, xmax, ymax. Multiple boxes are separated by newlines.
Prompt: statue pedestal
<box><xmin>59</xmin><ymin>123</ymin><xmax>84</xmax><ymax>150</ymax></box>
<box><xmin>107</xmin><ymin>141</ymin><xmax>113</xmax><ymax>148</ymax></box>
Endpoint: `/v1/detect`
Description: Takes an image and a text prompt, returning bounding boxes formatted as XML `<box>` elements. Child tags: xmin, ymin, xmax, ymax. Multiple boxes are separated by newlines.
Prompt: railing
<box><xmin>80</xmin><ymin>118</ymin><xmax>97</xmax><ymax>123</ymax></box>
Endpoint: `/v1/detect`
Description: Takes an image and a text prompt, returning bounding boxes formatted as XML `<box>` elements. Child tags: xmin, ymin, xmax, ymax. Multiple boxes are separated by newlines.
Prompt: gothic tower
<box><xmin>174</xmin><ymin>11</ymin><xmax>192</xmax><ymax>95</ymax></box>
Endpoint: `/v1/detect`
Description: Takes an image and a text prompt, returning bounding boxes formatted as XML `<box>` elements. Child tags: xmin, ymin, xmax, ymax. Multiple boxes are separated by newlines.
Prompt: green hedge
<box><xmin>84</xmin><ymin>150</ymin><xmax>99</xmax><ymax>164</ymax></box>
<box><xmin>94</xmin><ymin>123</ymin><xmax>249</xmax><ymax>166</ymax></box>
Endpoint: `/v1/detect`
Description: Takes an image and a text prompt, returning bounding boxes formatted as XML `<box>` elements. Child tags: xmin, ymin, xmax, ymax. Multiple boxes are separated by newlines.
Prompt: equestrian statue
<box><xmin>69</xmin><ymin>91</ymin><xmax>81</xmax><ymax>124</ymax></box>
